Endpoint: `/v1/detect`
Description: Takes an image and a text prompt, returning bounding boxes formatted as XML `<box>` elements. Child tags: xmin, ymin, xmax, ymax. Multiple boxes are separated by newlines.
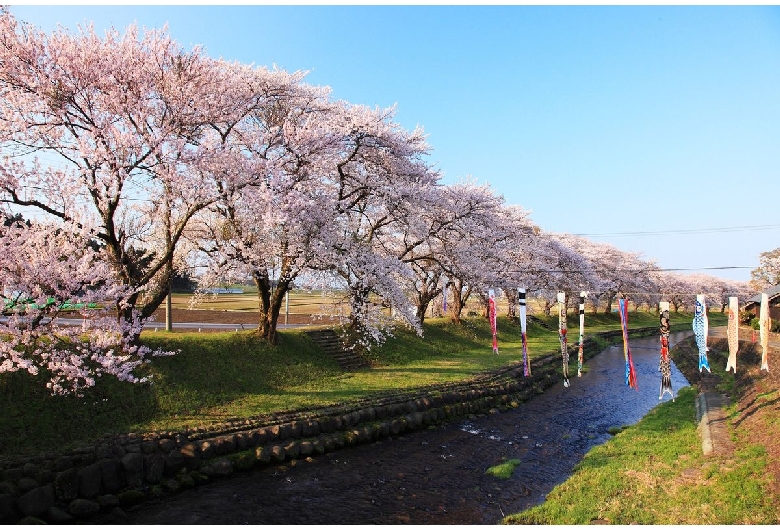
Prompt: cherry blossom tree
<box><xmin>0</xmin><ymin>12</ymin><xmax>302</xmax><ymax>331</ymax></box>
<box><xmin>656</xmin><ymin>271</ymin><xmax>695</xmax><ymax>312</ymax></box>
<box><xmin>711</xmin><ymin>277</ymin><xmax>752</xmax><ymax>311</ymax></box>
<box><xmin>0</xmin><ymin>214</ymin><xmax>171</xmax><ymax>395</ymax></box>
<box><xmin>191</xmin><ymin>97</ymin><xmax>441</xmax><ymax>347</ymax></box>
<box><xmin>638</xmin><ymin>269</ymin><xmax>666</xmax><ymax>312</ymax></box>
<box><xmin>495</xmin><ymin>214</ymin><xmax>596</xmax><ymax>318</ymax></box>
<box><xmin>314</xmin><ymin>102</ymin><xmax>437</xmax><ymax>348</ymax></box>
<box><xmin>0</xmin><ymin>12</ymin><xmax>316</xmax><ymax>392</ymax></box>
<box><xmin>683</xmin><ymin>273</ymin><xmax>749</xmax><ymax>313</ymax></box>
<box><xmin>187</xmin><ymin>81</ymin><xmax>334</xmax><ymax>344</ymax></box>
<box><xmin>750</xmin><ymin>247</ymin><xmax>780</xmax><ymax>290</ymax></box>
<box><xmin>550</xmin><ymin>234</ymin><xmax>654</xmax><ymax>314</ymax></box>
<box><xmin>423</xmin><ymin>180</ymin><xmax>507</xmax><ymax>323</ymax></box>
<box><xmin>389</xmin><ymin>180</ymin><xmax>514</xmax><ymax>325</ymax></box>
<box><xmin>533</xmin><ymin>232</ymin><xmax>600</xmax><ymax>316</ymax></box>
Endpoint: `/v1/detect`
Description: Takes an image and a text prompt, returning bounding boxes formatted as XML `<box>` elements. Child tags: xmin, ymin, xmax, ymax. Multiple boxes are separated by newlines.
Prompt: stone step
<box><xmin>528</xmin><ymin>314</ymin><xmax>554</xmax><ymax>331</ymax></box>
<box><xmin>305</xmin><ymin>329</ymin><xmax>370</xmax><ymax>370</ymax></box>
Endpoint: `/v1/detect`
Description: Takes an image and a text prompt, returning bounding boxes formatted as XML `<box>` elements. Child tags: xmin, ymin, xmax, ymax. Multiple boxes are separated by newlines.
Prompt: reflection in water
<box><xmin>456</xmin><ymin>331</ymin><xmax>692</xmax><ymax>517</ymax></box>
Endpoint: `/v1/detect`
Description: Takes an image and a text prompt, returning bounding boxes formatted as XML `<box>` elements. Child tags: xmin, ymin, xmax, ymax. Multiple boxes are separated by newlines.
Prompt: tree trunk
<box><xmin>413</xmin><ymin>270</ymin><xmax>440</xmax><ymax>326</ymax></box>
<box><xmin>415</xmin><ymin>287</ymin><xmax>439</xmax><ymax>326</ymax></box>
<box><xmin>478</xmin><ymin>292</ymin><xmax>490</xmax><ymax>319</ymax></box>
<box><xmin>138</xmin><ymin>266</ymin><xmax>174</xmax><ymax>320</ymax></box>
<box><xmin>253</xmin><ymin>270</ymin><xmax>293</xmax><ymax>345</ymax></box>
<box><xmin>588</xmin><ymin>296</ymin><xmax>599</xmax><ymax>315</ymax></box>
<box><xmin>254</xmin><ymin>270</ymin><xmax>272</xmax><ymax>337</ymax></box>
<box><xmin>506</xmin><ymin>296</ymin><xmax>517</xmax><ymax>319</ymax></box>
<box><xmin>448</xmin><ymin>279</ymin><xmax>470</xmax><ymax>324</ymax></box>
<box><xmin>346</xmin><ymin>285</ymin><xmax>373</xmax><ymax>347</ymax></box>
<box><xmin>449</xmin><ymin>294</ymin><xmax>464</xmax><ymax>324</ymax></box>
<box><xmin>603</xmin><ymin>295</ymin><xmax>615</xmax><ymax>315</ymax></box>
<box><xmin>265</xmin><ymin>280</ymin><xmax>291</xmax><ymax>345</ymax></box>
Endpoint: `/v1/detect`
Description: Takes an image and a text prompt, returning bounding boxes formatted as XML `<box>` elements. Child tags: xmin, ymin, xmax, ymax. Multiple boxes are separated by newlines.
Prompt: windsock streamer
<box><xmin>518</xmin><ymin>288</ymin><xmax>531</xmax><ymax>376</ymax></box>
<box><xmin>693</xmin><ymin>295</ymin><xmax>711</xmax><ymax>373</ymax></box>
<box><xmin>726</xmin><ymin>296</ymin><xmax>738</xmax><ymax>373</ymax></box>
<box><xmin>658</xmin><ymin>302</ymin><xmax>673</xmax><ymax>400</ymax></box>
<box><xmin>760</xmin><ymin>293</ymin><xmax>770</xmax><ymax>372</ymax></box>
<box><xmin>558</xmin><ymin>292</ymin><xmax>570</xmax><ymax>387</ymax></box>
<box><xmin>618</xmin><ymin>297</ymin><xmax>638</xmax><ymax>389</ymax></box>
<box><xmin>577</xmin><ymin>291</ymin><xmax>586</xmax><ymax>377</ymax></box>
<box><xmin>488</xmin><ymin>289</ymin><xmax>498</xmax><ymax>355</ymax></box>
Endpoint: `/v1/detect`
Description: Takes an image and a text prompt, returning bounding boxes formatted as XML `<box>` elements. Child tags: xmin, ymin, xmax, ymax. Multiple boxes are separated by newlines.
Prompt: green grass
<box><xmin>486</xmin><ymin>458</ymin><xmax>522</xmax><ymax>479</ymax></box>
<box><xmin>0</xmin><ymin>310</ymin><xmax>726</xmax><ymax>459</ymax></box>
<box><xmin>501</xmin><ymin>387</ymin><xmax>776</xmax><ymax>525</ymax></box>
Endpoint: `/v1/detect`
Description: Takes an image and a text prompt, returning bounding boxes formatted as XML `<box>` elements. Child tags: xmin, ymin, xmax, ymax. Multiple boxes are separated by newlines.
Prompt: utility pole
<box><xmin>165</xmin><ymin>277</ymin><xmax>172</xmax><ymax>332</ymax></box>
<box><xmin>285</xmin><ymin>290</ymin><xmax>289</xmax><ymax>325</ymax></box>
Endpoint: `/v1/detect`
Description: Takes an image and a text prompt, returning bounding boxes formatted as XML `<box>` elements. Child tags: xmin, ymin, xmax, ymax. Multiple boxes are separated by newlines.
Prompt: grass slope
<box><xmin>1</xmin><ymin>310</ymin><xmax>723</xmax><ymax>460</ymax></box>
<box><xmin>502</xmin><ymin>385</ymin><xmax>776</xmax><ymax>525</ymax></box>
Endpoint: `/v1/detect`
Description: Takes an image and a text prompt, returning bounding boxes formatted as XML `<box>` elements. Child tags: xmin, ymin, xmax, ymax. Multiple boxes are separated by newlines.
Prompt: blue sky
<box><xmin>7</xmin><ymin>4</ymin><xmax>780</xmax><ymax>283</ymax></box>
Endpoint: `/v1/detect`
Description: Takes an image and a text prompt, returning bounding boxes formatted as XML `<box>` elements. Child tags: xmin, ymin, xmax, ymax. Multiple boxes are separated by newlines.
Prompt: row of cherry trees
<box><xmin>0</xmin><ymin>11</ymin><xmax>749</xmax><ymax>393</ymax></box>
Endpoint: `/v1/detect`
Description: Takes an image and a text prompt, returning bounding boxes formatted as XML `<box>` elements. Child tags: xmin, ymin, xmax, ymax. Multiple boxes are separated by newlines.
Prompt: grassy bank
<box><xmin>1</xmin><ymin>310</ymin><xmax>724</xmax><ymax>459</ymax></box>
<box><xmin>502</xmin><ymin>334</ymin><xmax>778</xmax><ymax>525</ymax></box>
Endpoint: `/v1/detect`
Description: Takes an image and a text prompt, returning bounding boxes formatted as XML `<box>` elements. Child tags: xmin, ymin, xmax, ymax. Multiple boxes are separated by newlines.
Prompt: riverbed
<box><xmin>117</xmin><ymin>331</ymin><xmax>692</xmax><ymax>525</ymax></box>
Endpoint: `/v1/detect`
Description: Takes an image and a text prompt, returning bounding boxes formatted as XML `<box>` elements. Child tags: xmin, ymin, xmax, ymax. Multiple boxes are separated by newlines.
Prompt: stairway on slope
<box><xmin>305</xmin><ymin>328</ymin><xmax>371</xmax><ymax>370</ymax></box>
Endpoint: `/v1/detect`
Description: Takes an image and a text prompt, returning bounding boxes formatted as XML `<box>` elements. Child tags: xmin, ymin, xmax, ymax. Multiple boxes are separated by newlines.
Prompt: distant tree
<box><xmin>532</xmin><ymin>233</ymin><xmax>595</xmax><ymax>317</ymax></box>
<box><xmin>750</xmin><ymin>248</ymin><xmax>780</xmax><ymax>290</ymax></box>
<box><xmin>423</xmin><ymin>180</ymin><xmax>507</xmax><ymax>324</ymax></box>
<box><xmin>548</xmin><ymin>233</ymin><xmax>640</xmax><ymax>314</ymax></box>
<box><xmin>491</xmin><ymin>203</ymin><xmax>538</xmax><ymax>318</ymax></box>
<box><xmin>171</xmin><ymin>269</ymin><xmax>197</xmax><ymax>292</ymax></box>
<box><xmin>655</xmin><ymin>272</ymin><xmax>690</xmax><ymax>313</ymax></box>
<box><xmin>706</xmin><ymin>276</ymin><xmax>752</xmax><ymax>312</ymax></box>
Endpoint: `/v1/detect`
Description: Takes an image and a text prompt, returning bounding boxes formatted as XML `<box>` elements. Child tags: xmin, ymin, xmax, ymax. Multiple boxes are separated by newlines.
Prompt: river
<box><xmin>116</xmin><ymin>331</ymin><xmax>692</xmax><ymax>525</ymax></box>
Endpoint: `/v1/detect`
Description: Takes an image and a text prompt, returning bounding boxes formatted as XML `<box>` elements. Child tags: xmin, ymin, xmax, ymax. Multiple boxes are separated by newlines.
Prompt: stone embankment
<box><xmin>0</xmin><ymin>328</ymin><xmax>654</xmax><ymax>524</ymax></box>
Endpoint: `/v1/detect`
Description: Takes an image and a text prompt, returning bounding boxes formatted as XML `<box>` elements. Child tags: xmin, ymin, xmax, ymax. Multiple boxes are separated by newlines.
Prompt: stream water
<box><xmin>117</xmin><ymin>331</ymin><xmax>692</xmax><ymax>525</ymax></box>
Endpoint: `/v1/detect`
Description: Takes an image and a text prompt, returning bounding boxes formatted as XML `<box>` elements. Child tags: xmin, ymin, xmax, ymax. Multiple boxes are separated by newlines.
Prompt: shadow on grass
<box><xmin>0</xmin><ymin>330</ymin><xmax>335</xmax><ymax>457</ymax></box>
<box><xmin>0</xmin><ymin>370</ymin><xmax>158</xmax><ymax>457</ymax></box>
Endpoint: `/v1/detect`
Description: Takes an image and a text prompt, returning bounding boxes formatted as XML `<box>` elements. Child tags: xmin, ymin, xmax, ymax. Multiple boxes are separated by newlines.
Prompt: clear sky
<box><xmin>6</xmin><ymin>3</ymin><xmax>780</xmax><ymax>283</ymax></box>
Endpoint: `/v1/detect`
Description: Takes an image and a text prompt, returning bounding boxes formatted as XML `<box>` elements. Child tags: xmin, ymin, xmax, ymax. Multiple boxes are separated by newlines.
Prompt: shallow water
<box><xmin>117</xmin><ymin>331</ymin><xmax>692</xmax><ymax>525</ymax></box>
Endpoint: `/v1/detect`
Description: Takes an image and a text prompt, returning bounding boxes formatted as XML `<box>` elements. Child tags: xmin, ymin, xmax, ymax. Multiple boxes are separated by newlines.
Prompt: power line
<box><xmin>574</xmin><ymin>224</ymin><xmax>780</xmax><ymax>238</ymax></box>
<box><xmin>643</xmin><ymin>266</ymin><xmax>752</xmax><ymax>272</ymax></box>
<box><xmin>507</xmin><ymin>266</ymin><xmax>752</xmax><ymax>274</ymax></box>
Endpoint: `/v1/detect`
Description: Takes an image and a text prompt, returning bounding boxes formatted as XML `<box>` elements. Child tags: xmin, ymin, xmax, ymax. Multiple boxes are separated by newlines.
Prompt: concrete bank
<box><xmin>696</xmin><ymin>390</ymin><xmax>733</xmax><ymax>456</ymax></box>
